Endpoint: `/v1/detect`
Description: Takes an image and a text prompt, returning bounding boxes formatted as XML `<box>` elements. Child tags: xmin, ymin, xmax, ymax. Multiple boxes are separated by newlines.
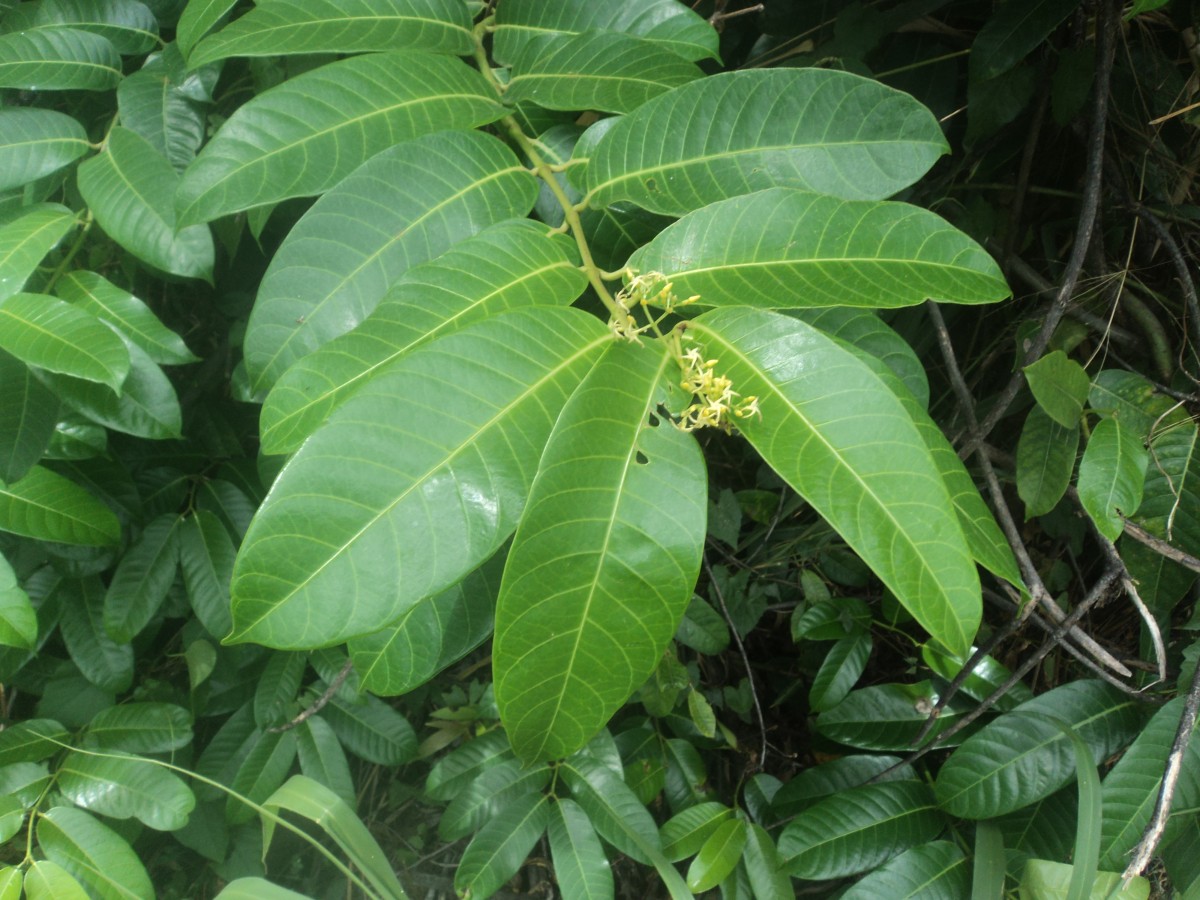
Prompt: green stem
<box><xmin>42</xmin><ymin>210</ymin><xmax>93</xmax><ymax>294</ymax></box>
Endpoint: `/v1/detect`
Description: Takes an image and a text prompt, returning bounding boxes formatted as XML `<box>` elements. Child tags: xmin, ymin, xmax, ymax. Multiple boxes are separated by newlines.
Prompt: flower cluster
<box><xmin>676</xmin><ymin>346</ymin><xmax>760</xmax><ymax>432</ymax></box>
<box><xmin>609</xmin><ymin>271</ymin><xmax>699</xmax><ymax>342</ymax></box>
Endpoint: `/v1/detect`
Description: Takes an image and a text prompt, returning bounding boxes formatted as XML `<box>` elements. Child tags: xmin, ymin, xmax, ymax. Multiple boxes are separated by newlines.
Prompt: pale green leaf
<box><xmin>77</xmin><ymin>127</ymin><xmax>214</xmax><ymax>281</ymax></box>
<box><xmin>493</xmin><ymin>0</ymin><xmax>718</xmax><ymax>64</ymax></box>
<box><xmin>85</xmin><ymin>702</ymin><xmax>193</xmax><ymax>753</ymax></box>
<box><xmin>230</xmin><ymin>308</ymin><xmax>608</xmax><ymax>648</ymax></box>
<box><xmin>244</xmin><ymin>129</ymin><xmax>537</xmax><ymax>394</ymax></box>
<box><xmin>0</xmin><ymin>348</ymin><xmax>58</xmax><ymax>483</ymax></box>
<box><xmin>0</xmin><ymin>550</ymin><xmax>35</xmax><ymax>649</ymax></box>
<box><xmin>1077</xmin><ymin>417</ymin><xmax>1149</xmax><ymax>541</ymax></box>
<box><xmin>259</xmin><ymin>219</ymin><xmax>585</xmax><ymax>455</ymax></box>
<box><xmin>507</xmin><ymin>31</ymin><xmax>703</xmax><ymax>115</ymax></box>
<box><xmin>778</xmin><ymin>780</ymin><xmax>945</xmax><ymax>879</ymax></box>
<box><xmin>661</xmin><ymin>802</ymin><xmax>733</xmax><ymax>862</ymax></box>
<box><xmin>1025</xmin><ymin>350</ymin><xmax>1089</xmax><ymax>427</ymax></box>
<box><xmin>1018</xmin><ymin>860</ymin><xmax>1150</xmax><ymax>900</ymax></box>
<box><xmin>840</xmin><ymin>841</ymin><xmax>969</xmax><ymax>900</ymax></box>
<box><xmin>628</xmin><ymin>189</ymin><xmax>1008</xmax><ymax>309</ymax></box>
<box><xmin>0</xmin><ymin>109</ymin><xmax>90</xmax><ymax>192</ymax></box>
<box><xmin>57</xmin><ymin>750</ymin><xmax>195</xmax><ymax>830</ymax></box>
<box><xmin>0</xmin><ymin>465</ymin><xmax>120</xmax><ymax>546</ymax></box>
<box><xmin>57</xmin><ymin>270</ymin><xmax>198</xmax><ymax>365</ymax></box>
<box><xmin>59</xmin><ymin>576</ymin><xmax>133</xmax><ymax>691</ymax></box>
<box><xmin>178</xmin><ymin>508</ymin><xmax>235</xmax><ymax>637</ymax></box>
<box><xmin>0</xmin><ymin>293</ymin><xmax>129</xmax><ymax>390</ymax></box>
<box><xmin>0</xmin><ymin>28</ymin><xmax>122</xmax><ymax>91</ymax></box>
<box><xmin>24</xmin><ymin>861</ymin><xmax>86</xmax><ymax>900</ymax></box>
<box><xmin>0</xmin><ymin>865</ymin><xmax>21</xmax><ymax>900</ymax></box>
<box><xmin>176</xmin><ymin>0</ymin><xmax>237</xmax><ymax>56</ymax></box>
<box><xmin>1017</xmin><ymin>404</ymin><xmax>1079</xmax><ymax>518</ymax></box>
<box><xmin>585</xmin><ymin>70</ymin><xmax>949</xmax><ymax>215</ymax></box>
<box><xmin>103</xmin><ymin>512</ymin><xmax>180</xmax><ymax>641</ymax></box>
<box><xmin>687</xmin><ymin>818</ymin><xmax>746</xmax><ymax>892</ymax></box>
<box><xmin>690</xmin><ymin>308</ymin><xmax>979</xmax><ymax>657</ymax></box>
<box><xmin>212</xmin><ymin>879</ymin><xmax>311</xmax><ymax>900</ymax></box>
<box><xmin>0</xmin><ymin>203</ymin><xmax>76</xmax><ymax>302</ymax></box>
<box><xmin>189</xmin><ymin>0</ymin><xmax>473</xmax><ymax>67</ymax></box>
<box><xmin>455</xmin><ymin>793</ymin><xmax>551</xmax><ymax>899</ymax></box>
<box><xmin>175</xmin><ymin>51</ymin><xmax>505</xmax><ymax>226</ymax></box>
<box><xmin>34</xmin><ymin>0</ymin><xmax>159</xmax><ymax>54</ymax></box>
<box><xmin>495</xmin><ymin>340</ymin><xmax>707</xmax><ymax>762</ymax></box>
<box><xmin>548</xmin><ymin>797</ymin><xmax>613</xmax><ymax>900</ymax></box>
<box><xmin>38</xmin><ymin>806</ymin><xmax>154</xmax><ymax>899</ymax></box>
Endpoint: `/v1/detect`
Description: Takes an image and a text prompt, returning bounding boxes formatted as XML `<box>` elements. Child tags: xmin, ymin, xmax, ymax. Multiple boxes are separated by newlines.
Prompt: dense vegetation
<box><xmin>0</xmin><ymin>0</ymin><xmax>1198</xmax><ymax>896</ymax></box>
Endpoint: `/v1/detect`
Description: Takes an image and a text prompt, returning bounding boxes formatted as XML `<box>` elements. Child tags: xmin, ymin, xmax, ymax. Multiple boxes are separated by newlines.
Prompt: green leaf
<box><xmin>1077</xmin><ymin>417</ymin><xmax>1148</xmax><ymax>541</ymax></box>
<box><xmin>189</xmin><ymin>0</ymin><xmax>473</xmax><ymax>67</ymax></box>
<box><xmin>77</xmin><ymin>127</ymin><xmax>214</xmax><ymax>281</ymax></box>
<box><xmin>629</xmin><ymin>189</ymin><xmax>1008</xmax><ymax>310</ymax></box>
<box><xmin>0</xmin><ymin>865</ymin><xmax>22</xmax><ymax>900</ymax></box>
<box><xmin>425</xmin><ymin>729</ymin><xmax>514</xmax><ymax>802</ymax></box>
<box><xmin>0</xmin><ymin>719</ymin><xmax>68</xmax><ymax>766</ymax></box>
<box><xmin>254</xmin><ymin>651</ymin><xmax>306</xmax><ymax>727</ymax></box>
<box><xmin>226</xmin><ymin>729</ymin><xmax>298</xmax><ymax>825</ymax></box>
<box><xmin>260</xmin><ymin>218</ymin><xmax>584</xmax><ymax>454</ymax></box>
<box><xmin>455</xmin><ymin>793</ymin><xmax>552</xmax><ymax>899</ymax></box>
<box><xmin>689</xmin><ymin>308</ymin><xmax>979</xmax><ymax>657</ymax></box>
<box><xmin>56</xmin><ymin>270</ymin><xmax>199</xmax><ymax>365</ymax></box>
<box><xmin>438</xmin><ymin>759</ymin><xmax>550</xmax><ymax>841</ymax></box>
<box><xmin>103</xmin><ymin>513</ymin><xmax>180</xmax><ymax>642</ymax></box>
<box><xmin>0</xmin><ymin>109</ymin><xmax>90</xmax><ymax>192</ymax></box>
<box><xmin>177</xmin><ymin>0</ymin><xmax>238</xmax><ymax>56</ymax></box>
<box><xmin>59</xmin><ymin>577</ymin><xmax>133</xmax><ymax>691</ymax></box>
<box><xmin>549</xmin><ymin>797</ymin><xmax>614</xmax><ymax>900</ymax></box>
<box><xmin>507</xmin><ymin>32</ymin><xmax>703</xmax><ymax>115</ymax></box>
<box><xmin>0</xmin><ymin>348</ymin><xmax>58</xmax><ymax>483</ymax></box>
<box><xmin>971</xmin><ymin>0</ymin><xmax>1082</xmax><ymax>81</ymax></box>
<box><xmin>816</xmin><ymin>681</ymin><xmax>972</xmax><ymax>751</ymax></box>
<box><xmin>296</xmin><ymin>717</ymin><xmax>356</xmax><ymax>809</ymax></box>
<box><xmin>34</xmin><ymin>0</ymin><xmax>159</xmax><ymax>55</ymax></box>
<box><xmin>212</xmin><ymin>879</ymin><xmax>311</xmax><ymax>900</ymax></box>
<box><xmin>495</xmin><ymin>340</ymin><xmax>707</xmax><ymax>762</ymax></box>
<box><xmin>0</xmin><ymin>762</ymin><xmax>52</xmax><ymax>807</ymax></box>
<box><xmin>687</xmin><ymin>818</ymin><xmax>746</xmax><ymax>893</ymax></box>
<box><xmin>772</xmin><ymin>755</ymin><xmax>915</xmax><ymax>819</ymax></box>
<box><xmin>1017</xmin><ymin>404</ymin><xmax>1079</xmax><ymax>518</ymax></box>
<box><xmin>38</xmin><ymin>806</ymin><xmax>153</xmax><ymax>899</ymax></box>
<box><xmin>972</xmin><ymin>822</ymin><xmax>1007</xmax><ymax>900</ymax></box>
<box><xmin>0</xmin><ymin>465</ymin><xmax>120</xmax><ymax>546</ymax></box>
<box><xmin>675</xmin><ymin>595</ymin><xmax>729</xmax><ymax>655</ymax></box>
<box><xmin>922</xmin><ymin>644</ymin><xmax>1033</xmax><ymax>711</ymax></box>
<box><xmin>0</xmin><ymin>204</ymin><xmax>76</xmax><ymax>302</ymax></box>
<box><xmin>1131</xmin><ymin>417</ymin><xmax>1200</xmax><ymax>554</ymax></box>
<box><xmin>935</xmin><ymin>680</ymin><xmax>1146</xmax><ymax>819</ymax></box>
<box><xmin>778</xmin><ymin>780</ymin><xmax>945</xmax><ymax>880</ymax></box>
<box><xmin>1018</xmin><ymin>860</ymin><xmax>1150</xmax><ymax>900</ymax></box>
<box><xmin>493</xmin><ymin>0</ymin><xmax>718</xmax><ymax>64</ymax></box>
<box><xmin>24</xmin><ymin>861</ymin><xmax>86</xmax><ymax>900</ymax></box>
<box><xmin>809</xmin><ymin>632</ymin><xmax>872</xmax><ymax>713</ymax></box>
<box><xmin>261</xmin><ymin>775</ymin><xmax>408</xmax><ymax>900</ymax></box>
<box><xmin>585</xmin><ymin>70</ymin><xmax>949</xmax><ymax>215</ymax></box>
<box><xmin>0</xmin><ymin>293</ymin><xmax>130</xmax><ymax>390</ymax></box>
<box><xmin>57</xmin><ymin>750</ymin><xmax>195</xmax><ymax>830</ymax></box>
<box><xmin>85</xmin><ymin>703</ymin><xmax>193</xmax><ymax>753</ymax></box>
<box><xmin>244</xmin><ymin>129</ymin><xmax>537</xmax><ymax>394</ymax></box>
<box><xmin>320</xmin><ymin>693</ymin><xmax>415</xmax><ymax>765</ymax></box>
<box><xmin>839</xmin><ymin>841</ymin><xmax>969</xmax><ymax>900</ymax></box>
<box><xmin>1025</xmin><ymin>351</ymin><xmax>1089</xmax><ymax>427</ymax></box>
<box><xmin>178</xmin><ymin>508</ymin><xmax>235</xmax><ymax>637</ymax></box>
<box><xmin>0</xmin><ymin>28</ymin><xmax>122</xmax><ymax>91</ymax></box>
<box><xmin>1098</xmin><ymin>696</ymin><xmax>1200</xmax><ymax>870</ymax></box>
<box><xmin>741</xmin><ymin>823</ymin><xmax>792</xmax><ymax>900</ymax></box>
<box><xmin>230</xmin><ymin>307</ymin><xmax>608</xmax><ymax>648</ymax></box>
<box><xmin>0</xmin><ymin>551</ymin><xmax>35</xmax><ymax>649</ymax></box>
<box><xmin>661</xmin><ymin>802</ymin><xmax>733</xmax><ymax>861</ymax></box>
<box><xmin>117</xmin><ymin>48</ymin><xmax>209</xmax><ymax>173</ymax></box>
<box><xmin>175</xmin><ymin>51</ymin><xmax>504</xmax><ymax>226</ymax></box>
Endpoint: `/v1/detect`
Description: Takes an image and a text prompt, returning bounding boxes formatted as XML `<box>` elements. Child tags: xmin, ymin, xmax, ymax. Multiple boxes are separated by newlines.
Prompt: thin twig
<box><xmin>268</xmin><ymin>659</ymin><xmax>355</xmax><ymax>733</ymax></box>
<box><xmin>913</xmin><ymin>621</ymin><xmax>1017</xmax><ymax>746</ymax></box>
<box><xmin>703</xmin><ymin>555</ymin><xmax>768</xmax><ymax>770</ymax></box>
<box><xmin>1121</xmin><ymin>518</ymin><xmax>1200</xmax><ymax>574</ymax></box>
<box><xmin>1124</xmin><ymin>577</ymin><xmax>1166</xmax><ymax>685</ymax></box>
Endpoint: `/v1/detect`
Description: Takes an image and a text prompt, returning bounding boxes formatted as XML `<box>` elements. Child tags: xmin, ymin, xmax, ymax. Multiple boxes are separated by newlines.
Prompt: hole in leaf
<box><xmin>635</xmin><ymin>451</ymin><xmax>649</xmax><ymax>465</ymax></box>
<box><xmin>647</xmin><ymin>412</ymin><xmax>660</xmax><ymax>427</ymax></box>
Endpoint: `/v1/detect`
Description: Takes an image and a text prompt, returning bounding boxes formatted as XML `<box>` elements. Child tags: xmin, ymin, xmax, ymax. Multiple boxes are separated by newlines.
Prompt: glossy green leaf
<box><xmin>59</xmin><ymin>577</ymin><xmax>133</xmax><ymax>691</ymax></box>
<box><xmin>772</xmin><ymin>755</ymin><xmax>915</xmax><ymax>818</ymax></box>
<box><xmin>259</xmin><ymin>217</ymin><xmax>585</xmax><ymax>454</ymax></box>
<box><xmin>0</xmin><ymin>348</ymin><xmax>58</xmax><ymax>483</ymax></box>
<box><xmin>507</xmin><ymin>32</ymin><xmax>702</xmax><ymax>115</ymax></box>
<box><xmin>23</xmin><ymin>861</ymin><xmax>86</xmax><ymax>900</ymax></box>
<box><xmin>0</xmin><ymin>204</ymin><xmax>76</xmax><ymax>302</ymax></box>
<box><xmin>226</xmin><ymin>729</ymin><xmax>298</xmax><ymax>824</ymax></box>
<box><xmin>840</xmin><ymin>841</ymin><xmax>969</xmax><ymax>900</ymax></box>
<box><xmin>38</xmin><ymin>806</ymin><xmax>153</xmax><ymax>899</ymax></box>
<box><xmin>1077</xmin><ymin>416</ymin><xmax>1148</xmax><ymax>541</ymax></box>
<box><xmin>0</xmin><ymin>719</ymin><xmax>68</xmax><ymax>766</ymax></box>
<box><xmin>117</xmin><ymin>51</ymin><xmax>209</xmax><ymax>173</ymax></box>
<box><xmin>493</xmin><ymin>0</ymin><xmax>718</xmax><ymax>63</ymax></box>
<box><xmin>549</xmin><ymin>797</ymin><xmax>614</xmax><ymax>900</ymax></box>
<box><xmin>0</xmin><ymin>550</ymin><xmax>35</xmax><ymax>649</ymax></box>
<box><xmin>687</xmin><ymin>818</ymin><xmax>746</xmax><ymax>892</ymax></box>
<box><xmin>261</xmin><ymin>775</ymin><xmax>408</xmax><ymax>900</ymax></box>
<box><xmin>245</xmin><ymin>129</ymin><xmax>538</xmax><ymax>394</ymax></box>
<box><xmin>810</xmin><ymin>632</ymin><xmax>872</xmax><ymax>713</ymax></box>
<box><xmin>0</xmin><ymin>28</ymin><xmax>122</xmax><ymax>91</ymax></box>
<box><xmin>85</xmin><ymin>703</ymin><xmax>193</xmax><ymax>753</ymax></box>
<box><xmin>971</xmin><ymin>0</ymin><xmax>1082</xmax><ymax>80</ymax></box>
<box><xmin>778</xmin><ymin>780</ymin><xmax>945</xmax><ymax>880</ymax></box>
<box><xmin>0</xmin><ymin>762</ymin><xmax>51</xmax><ymax>807</ymax></box>
<box><xmin>175</xmin><ymin>51</ymin><xmax>504</xmax><ymax>226</ymax></box>
<box><xmin>189</xmin><ymin>0</ymin><xmax>473</xmax><ymax>67</ymax></box>
<box><xmin>661</xmin><ymin>802</ymin><xmax>733</xmax><ymax>861</ymax></box>
<box><xmin>495</xmin><ymin>340</ymin><xmax>707</xmax><ymax>762</ymax></box>
<box><xmin>0</xmin><ymin>109</ymin><xmax>89</xmax><ymax>192</ymax></box>
<box><xmin>629</xmin><ymin>189</ymin><xmax>1008</xmax><ymax>309</ymax></box>
<box><xmin>104</xmin><ymin>512</ymin><xmax>180</xmax><ymax>641</ymax></box>
<box><xmin>690</xmin><ymin>308</ymin><xmax>979</xmax><ymax>657</ymax></box>
<box><xmin>0</xmin><ymin>293</ymin><xmax>129</xmax><ymax>390</ymax></box>
<box><xmin>57</xmin><ymin>270</ymin><xmax>199</xmax><ymax>365</ymax></box>
<box><xmin>1025</xmin><ymin>351</ymin><xmax>1089</xmax><ymax>427</ymax></box>
<box><xmin>78</xmin><ymin>127</ymin><xmax>214</xmax><ymax>281</ymax></box>
<box><xmin>585</xmin><ymin>70</ymin><xmax>949</xmax><ymax>215</ymax></box>
<box><xmin>178</xmin><ymin>508</ymin><xmax>235</xmax><ymax>637</ymax></box>
<box><xmin>816</xmin><ymin>681</ymin><xmax>973</xmax><ymax>751</ymax></box>
<box><xmin>177</xmin><ymin>0</ymin><xmax>238</xmax><ymax>56</ymax></box>
<box><xmin>35</xmin><ymin>0</ymin><xmax>159</xmax><ymax>54</ymax></box>
<box><xmin>320</xmin><ymin>693</ymin><xmax>415</xmax><ymax>765</ymax></box>
<box><xmin>438</xmin><ymin>759</ymin><xmax>550</xmax><ymax>841</ymax></box>
<box><xmin>1018</xmin><ymin>860</ymin><xmax>1150</xmax><ymax>900</ymax></box>
<box><xmin>58</xmin><ymin>750</ymin><xmax>195</xmax><ymax>830</ymax></box>
<box><xmin>455</xmin><ymin>792</ymin><xmax>552</xmax><ymax>899</ymax></box>
<box><xmin>37</xmin><ymin>337</ymin><xmax>183</xmax><ymax>439</ymax></box>
<box><xmin>0</xmin><ymin>465</ymin><xmax>119</xmax><ymax>546</ymax></box>
<box><xmin>935</xmin><ymin>680</ymin><xmax>1146</xmax><ymax>819</ymax></box>
<box><xmin>296</xmin><ymin>717</ymin><xmax>356</xmax><ymax>809</ymax></box>
<box><xmin>230</xmin><ymin>308</ymin><xmax>608</xmax><ymax>648</ymax></box>
<box><xmin>742</xmin><ymin>823</ymin><xmax>792</xmax><ymax>900</ymax></box>
<box><xmin>922</xmin><ymin>644</ymin><xmax>1033</xmax><ymax>711</ymax></box>
<box><xmin>1098</xmin><ymin>696</ymin><xmax>1200</xmax><ymax>870</ymax></box>
<box><xmin>1017</xmin><ymin>404</ymin><xmax>1079</xmax><ymax>518</ymax></box>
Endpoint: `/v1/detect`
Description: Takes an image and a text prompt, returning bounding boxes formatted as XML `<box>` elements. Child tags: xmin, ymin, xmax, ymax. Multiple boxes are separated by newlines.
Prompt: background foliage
<box><xmin>0</xmin><ymin>0</ymin><xmax>1199</xmax><ymax>897</ymax></box>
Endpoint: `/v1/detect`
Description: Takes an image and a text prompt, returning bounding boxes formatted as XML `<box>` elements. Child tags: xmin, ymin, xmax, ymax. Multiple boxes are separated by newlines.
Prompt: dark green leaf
<box><xmin>548</xmin><ymin>797</ymin><xmax>613</xmax><ymax>900</ymax></box>
<box><xmin>455</xmin><ymin>793</ymin><xmax>552</xmax><ymax>899</ymax></box>
<box><xmin>58</xmin><ymin>750</ymin><xmax>195</xmax><ymax>830</ymax></box>
<box><xmin>0</xmin><ymin>719</ymin><xmax>68</xmax><ymax>766</ymax></box>
<box><xmin>320</xmin><ymin>694</ymin><xmax>415</xmax><ymax>765</ymax></box>
<box><xmin>425</xmin><ymin>729</ymin><xmax>515</xmax><ymax>802</ymax></box>
<box><xmin>85</xmin><ymin>703</ymin><xmax>193</xmax><ymax>753</ymax></box>
<box><xmin>839</xmin><ymin>841</ymin><xmax>969</xmax><ymax>900</ymax></box>
<box><xmin>0</xmin><ymin>28</ymin><xmax>122</xmax><ymax>91</ymax></box>
<box><xmin>59</xmin><ymin>576</ymin><xmax>133</xmax><ymax>691</ymax></box>
<box><xmin>810</xmin><ymin>632</ymin><xmax>872</xmax><ymax>713</ymax></box>
<box><xmin>816</xmin><ymin>681</ymin><xmax>973</xmax><ymax>751</ymax></box>
<box><xmin>0</xmin><ymin>109</ymin><xmax>90</xmax><ymax>192</ymax></box>
<box><xmin>687</xmin><ymin>818</ymin><xmax>746</xmax><ymax>893</ymax></box>
<box><xmin>38</xmin><ymin>806</ymin><xmax>154</xmax><ymax>899</ymax></box>
<box><xmin>226</xmin><ymin>729</ymin><xmax>298</xmax><ymax>825</ymax></box>
<box><xmin>103</xmin><ymin>513</ymin><xmax>181</xmax><ymax>641</ymax></box>
<box><xmin>177</xmin><ymin>0</ymin><xmax>238</xmax><ymax>56</ymax></box>
<box><xmin>0</xmin><ymin>204</ymin><xmax>77</xmax><ymax>302</ymax></box>
<box><xmin>772</xmin><ymin>754</ymin><xmax>915</xmax><ymax>819</ymax></box>
<box><xmin>178</xmin><ymin>508</ymin><xmax>235</xmax><ymax>637</ymax></box>
<box><xmin>0</xmin><ymin>550</ymin><xmax>35</xmax><ymax>649</ymax></box>
<box><xmin>1016</xmin><ymin>404</ymin><xmax>1079</xmax><ymax>519</ymax></box>
<box><xmin>253</xmin><ymin>651</ymin><xmax>306</xmax><ymax>728</ymax></box>
<box><xmin>971</xmin><ymin>0</ymin><xmax>1083</xmax><ymax>80</ymax></box>
<box><xmin>296</xmin><ymin>717</ymin><xmax>356</xmax><ymax>809</ymax></box>
<box><xmin>35</xmin><ymin>0</ymin><xmax>159</xmax><ymax>54</ymax></box>
<box><xmin>438</xmin><ymin>758</ymin><xmax>550</xmax><ymax>841</ymax></box>
<box><xmin>661</xmin><ymin>802</ymin><xmax>733</xmax><ymax>861</ymax></box>
<box><xmin>0</xmin><ymin>349</ymin><xmax>58</xmax><ymax>483</ymax></box>
<box><xmin>1025</xmin><ymin>350</ymin><xmax>1089</xmax><ymax>427</ymax></box>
